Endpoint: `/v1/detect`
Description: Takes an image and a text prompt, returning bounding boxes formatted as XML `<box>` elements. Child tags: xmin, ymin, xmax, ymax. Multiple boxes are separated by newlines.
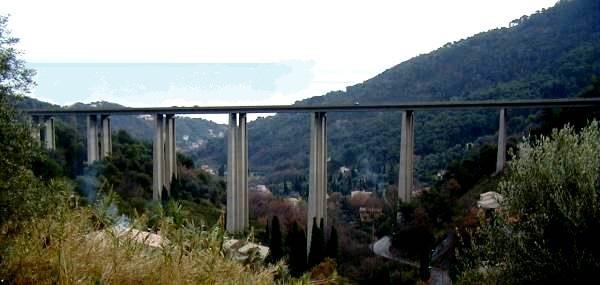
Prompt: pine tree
<box><xmin>267</xmin><ymin>216</ymin><xmax>283</xmax><ymax>263</ymax></box>
<box><xmin>326</xmin><ymin>225</ymin><xmax>338</xmax><ymax>259</ymax></box>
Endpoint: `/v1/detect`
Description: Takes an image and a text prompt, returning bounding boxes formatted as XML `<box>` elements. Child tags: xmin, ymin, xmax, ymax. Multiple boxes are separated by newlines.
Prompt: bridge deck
<box><xmin>26</xmin><ymin>98</ymin><xmax>600</xmax><ymax>116</ymax></box>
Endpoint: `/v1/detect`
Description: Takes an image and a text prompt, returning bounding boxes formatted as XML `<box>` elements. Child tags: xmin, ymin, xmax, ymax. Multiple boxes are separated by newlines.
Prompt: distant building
<box><xmin>359</xmin><ymin>207</ymin><xmax>383</xmax><ymax>222</ymax></box>
<box><xmin>285</xmin><ymin>197</ymin><xmax>300</xmax><ymax>206</ymax></box>
<box><xmin>136</xmin><ymin>114</ymin><xmax>153</xmax><ymax>121</ymax></box>
<box><xmin>436</xmin><ymin>170</ymin><xmax>447</xmax><ymax>180</ymax></box>
<box><xmin>252</xmin><ymin>184</ymin><xmax>271</xmax><ymax>194</ymax></box>
<box><xmin>339</xmin><ymin>166</ymin><xmax>351</xmax><ymax>174</ymax></box>
<box><xmin>200</xmin><ymin>165</ymin><xmax>216</xmax><ymax>175</ymax></box>
<box><xmin>351</xmin><ymin>190</ymin><xmax>372</xmax><ymax>198</ymax></box>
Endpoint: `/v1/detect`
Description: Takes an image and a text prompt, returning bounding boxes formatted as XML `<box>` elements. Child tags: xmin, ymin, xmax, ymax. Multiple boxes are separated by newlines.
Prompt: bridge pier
<box><xmin>152</xmin><ymin>113</ymin><xmax>178</xmax><ymax>200</ymax></box>
<box><xmin>307</xmin><ymin>112</ymin><xmax>327</xmax><ymax>253</ymax></box>
<box><xmin>100</xmin><ymin>114</ymin><xmax>112</xmax><ymax>158</ymax></box>
<box><xmin>153</xmin><ymin>114</ymin><xmax>165</xmax><ymax>200</ymax></box>
<box><xmin>30</xmin><ymin>115</ymin><xmax>41</xmax><ymax>145</ymax></box>
<box><xmin>164</xmin><ymin>114</ymin><xmax>177</xmax><ymax>194</ymax></box>
<box><xmin>496</xmin><ymin>108</ymin><xmax>507</xmax><ymax>174</ymax></box>
<box><xmin>43</xmin><ymin>116</ymin><xmax>55</xmax><ymax>150</ymax></box>
<box><xmin>398</xmin><ymin>110</ymin><xmax>414</xmax><ymax>202</ymax></box>
<box><xmin>226</xmin><ymin>113</ymin><xmax>248</xmax><ymax>234</ymax></box>
<box><xmin>86</xmin><ymin>115</ymin><xmax>99</xmax><ymax>164</ymax></box>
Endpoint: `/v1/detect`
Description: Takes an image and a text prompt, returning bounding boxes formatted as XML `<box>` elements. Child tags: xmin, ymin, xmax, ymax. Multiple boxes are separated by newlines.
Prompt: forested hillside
<box><xmin>195</xmin><ymin>0</ymin><xmax>600</xmax><ymax>187</ymax></box>
<box><xmin>13</xmin><ymin>97</ymin><xmax>227</xmax><ymax>153</ymax></box>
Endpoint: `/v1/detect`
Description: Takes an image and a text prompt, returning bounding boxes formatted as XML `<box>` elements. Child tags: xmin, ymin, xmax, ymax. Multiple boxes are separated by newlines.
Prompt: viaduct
<box><xmin>26</xmin><ymin>98</ymin><xmax>600</xmax><ymax>251</ymax></box>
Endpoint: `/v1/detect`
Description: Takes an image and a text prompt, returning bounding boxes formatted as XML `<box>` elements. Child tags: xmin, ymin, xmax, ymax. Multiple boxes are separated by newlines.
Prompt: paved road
<box><xmin>371</xmin><ymin>236</ymin><xmax>452</xmax><ymax>285</ymax></box>
<box><xmin>370</xmin><ymin>236</ymin><xmax>419</xmax><ymax>267</ymax></box>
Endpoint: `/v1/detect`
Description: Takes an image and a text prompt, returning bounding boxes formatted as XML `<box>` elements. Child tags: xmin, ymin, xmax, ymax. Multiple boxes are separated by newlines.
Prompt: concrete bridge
<box><xmin>26</xmin><ymin>98</ymin><xmax>600</xmax><ymax>250</ymax></box>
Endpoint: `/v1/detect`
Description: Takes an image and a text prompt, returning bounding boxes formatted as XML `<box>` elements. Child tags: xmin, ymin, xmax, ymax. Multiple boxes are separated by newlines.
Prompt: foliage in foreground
<box><xmin>1</xmin><ymin>188</ymin><xmax>282</xmax><ymax>284</ymax></box>
<box><xmin>456</xmin><ymin>121</ymin><xmax>600</xmax><ymax>284</ymax></box>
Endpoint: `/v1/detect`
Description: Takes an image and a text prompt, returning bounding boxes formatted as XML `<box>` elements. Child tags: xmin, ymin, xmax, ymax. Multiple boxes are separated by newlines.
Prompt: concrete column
<box><xmin>30</xmin><ymin>115</ymin><xmax>41</xmax><ymax>145</ymax></box>
<box><xmin>226</xmin><ymin>113</ymin><xmax>249</xmax><ymax>234</ymax></box>
<box><xmin>227</xmin><ymin>113</ymin><xmax>238</xmax><ymax>233</ymax></box>
<box><xmin>164</xmin><ymin>114</ymin><xmax>176</xmax><ymax>195</ymax></box>
<box><xmin>100</xmin><ymin>114</ymin><xmax>112</xmax><ymax>158</ymax></box>
<box><xmin>161</xmin><ymin>116</ymin><xmax>167</xmax><ymax>191</ymax></box>
<box><xmin>398</xmin><ymin>110</ymin><xmax>414</xmax><ymax>202</ymax></box>
<box><xmin>43</xmin><ymin>116</ymin><xmax>55</xmax><ymax>150</ymax></box>
<box><xmin>86</xmin><ymin>115</ymin><xmax>98</xmax><ymax>164</ymax></box>
<box><xmin>153</xmin><ymin>114</ymin><xmax>164</xmax><ymax>201</ymax></box>
<box><xmin>496</xmin><ymin>108</ymin><xmax>507</xmax><ymax>174</ymax></box>
<box><xmin>170</xmin><ymin>115</ymin><xmax>178</xmax><ymax>179</ymax></box>
<box><xmin>238</xmin><ymin>113</ymin><xmax>248</xmax><ymax>229</ymax></box>
<box><xmin>307</xmin><ymin>112</ymin><xmax>327</xmax><ymax>253</ymax></box>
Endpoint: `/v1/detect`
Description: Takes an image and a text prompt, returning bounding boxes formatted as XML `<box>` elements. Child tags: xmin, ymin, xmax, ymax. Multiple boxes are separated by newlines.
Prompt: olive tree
<box><xmin>458</xmin><ymin>121</ymin><xmax>600</xmax><ymax>284</ymax></box>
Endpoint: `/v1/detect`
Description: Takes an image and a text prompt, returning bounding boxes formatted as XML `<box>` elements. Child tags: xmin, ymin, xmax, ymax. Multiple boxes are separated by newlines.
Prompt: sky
<box><xmin>2</xmin><ymin>0</ymin><xmax>558</xmax><ymax>123</ymax></box>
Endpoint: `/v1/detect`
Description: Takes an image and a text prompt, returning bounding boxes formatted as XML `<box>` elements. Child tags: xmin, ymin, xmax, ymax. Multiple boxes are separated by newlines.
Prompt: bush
<box><xmin>457</xmin><ymin>121</ymin><xmax>600</xmax><ymax>284</ymax></box>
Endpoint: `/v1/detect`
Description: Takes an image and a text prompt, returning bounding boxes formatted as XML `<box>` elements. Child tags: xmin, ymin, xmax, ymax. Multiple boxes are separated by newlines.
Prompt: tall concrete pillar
<box><xmin>43</xmin><ymin>116</ymin><xmax>55</xmax><ymax>150</ymax></box>
<box><xmin>100</xmin><ymin>114</ymin><xmax>112</xmax><ymax>158</ymax></box>
<box><xmin>86</xmin><ymin>115</ymin><xmax>98</xmax><ymax>164</ymax></box>
<box><xmin>227</xmin><ymin>113</ymin><xmax>237</xmax><ymax>233</ymax></box>
<box><xmin>164</xmin><ymin>114</ymin><xmax>176</xmax><ymax>195</ymax></box>
<box><xmin>398</xmin><ymin>110</ymin><xmax>414</xmax><ymax>202</ymax></box>
<box><xmin>226</xmin><ymin>113</ymin><xmax>249</xmax><ymax>234</ymax></box>
<box><xmin>307</xmin><ymin>112</ymin><xmax>327</xmax><ymax>254</ymax></box>
<box><xmin>161</xmin><ymin>116</ymin><xmax>168</xmax><ymax>191</ymax></box>
<box><xmin>30</xmin><ymin>115</ymin><xmax>41</xmax><ymax>145</ymax></box>
<box><xmin>170</xmin><ymin>115</ymin><xmax>178</xmax><ymax>179</ymax></box>
<box><xmin>238</xmin><ymin>113</ymin><xmax>248</xmax><ymax>229</ymax></box>
<box><xmin>496</xmin><ymin>108</ymin><xmax>507</xmax><ymax>174</ymax></box>
<box><xmin>153</xmin><ymin>114</ymin><xmax>164</xmax><ymax>201</ymax></box>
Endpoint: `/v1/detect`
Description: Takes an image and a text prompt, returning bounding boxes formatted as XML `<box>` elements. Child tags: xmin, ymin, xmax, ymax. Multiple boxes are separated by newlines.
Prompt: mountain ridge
<box><xmin>196</xmin><ymin>0</ymin><xmax>600</xmax><ymax>189</ymax></box>
<box><xmin>12</xmin><ymin>96</ymin><xmax>227</xmax><ymax>154</ymax></box>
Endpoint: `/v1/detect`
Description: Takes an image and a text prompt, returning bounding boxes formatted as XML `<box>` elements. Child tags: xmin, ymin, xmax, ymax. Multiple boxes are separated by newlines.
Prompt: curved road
<box><xmin>371</xmin><ymin>236</ymin><xmax>452</xmax><ymax>285</ymax></box>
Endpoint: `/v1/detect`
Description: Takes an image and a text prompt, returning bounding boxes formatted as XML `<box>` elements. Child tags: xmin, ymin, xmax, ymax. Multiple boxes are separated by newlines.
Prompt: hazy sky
<box><xmin>3</xmin><ymin>0</ymin><xmax>558</xmax><ymax>122</ymax></box>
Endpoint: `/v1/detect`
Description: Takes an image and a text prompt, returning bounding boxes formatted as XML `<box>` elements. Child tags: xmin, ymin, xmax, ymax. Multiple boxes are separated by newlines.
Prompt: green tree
<box><xmin>267</xmin><ymin>216</ymin><xmax>283</xmax><ymax>263</ymax></box>
<box><xmin>285</xmin><ymin>221</ymin><xmax>307</xmax><ymax>277</ymax></box>
<box><xmin>458</xmin><ymin>121</ymin><xmax>600</xmax><ymax>284</ymax></box>
<box><xmin>0</xmin><ymin>15</ymin><xmax>43</xmax><ymax>224</ymax></box>
<box><xmin>308</xmin><ymin>217</ymin><xmax>326</xmax><ymax>268</ymax></box>
<box><xmin>283</xmin><ymin>180</ymin><xmax>289</xmax><ymax>194</ymax></box>
<box><xmin>325</xmin><ymin>225</ymin><xmax>338</xmax><ymax>259</ymax></box>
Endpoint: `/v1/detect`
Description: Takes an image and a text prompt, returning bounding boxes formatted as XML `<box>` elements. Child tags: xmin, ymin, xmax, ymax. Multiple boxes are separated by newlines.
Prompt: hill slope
<box><xmin>196</xmin><ymin>0</ymin><xmax>600</xmax><ymax>187</ymax></box>
<box><xmin>13</xmin><ymin>97</ymin><xmax>227</xmax><ymax>154</ymax></box>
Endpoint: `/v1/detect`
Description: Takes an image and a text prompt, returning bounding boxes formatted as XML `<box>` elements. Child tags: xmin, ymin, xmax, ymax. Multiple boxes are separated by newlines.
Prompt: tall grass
<box><xmin>0</xmin><ymin>192</ymin><xmax>282</xmax><ymax>284</ymax></box>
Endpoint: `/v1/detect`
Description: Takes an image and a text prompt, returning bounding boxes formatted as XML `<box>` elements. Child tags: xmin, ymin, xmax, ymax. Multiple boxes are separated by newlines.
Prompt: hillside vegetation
<box><xmin>13</xmin><ymin>97</ymin><xmax>227</xmax><ymax>154</ymax></box>
<box><xmin>196</xmin><ymin>0</ymin><xmax>600</xmax><ymax>188</ymax></box>
<box><xmin>0</xmin><ymin>17</ymin><xmax>287</xmax><ymax>284</ymax></box>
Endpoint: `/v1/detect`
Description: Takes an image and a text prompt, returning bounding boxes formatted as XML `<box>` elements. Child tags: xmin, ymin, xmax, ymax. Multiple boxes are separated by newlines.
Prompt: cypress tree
<box><xmin>319</xmin><ymin>218</ymin><xmax>324</xmax><ymax>234</ymax></box>
<box><xmin>268</xmin><ymin>216</ymin><xmax>283</xmax><ymax>262</ymax></box>
<box><xmin>264</xmin><ymin>218</ymin><xmax>270</xmax><ymax>246</ymax></box>
<box><xmin>286</xmin><ymin>222</ymin><xmax>307</xmax><ymax>277</ymax></box>
<box><xmin>326</xmin><ymin>225</ymin><xmax>338</xmax><ymax>259</ymax></box>
<box><xmin>308</xmin><ymin>217</ymin><xmax>325</xmax><ymax>268</ymax></box>
<box><xmin>283</xmin><ymin>180</ymin><xmax>289</xmax><ymax>194</ymax></box>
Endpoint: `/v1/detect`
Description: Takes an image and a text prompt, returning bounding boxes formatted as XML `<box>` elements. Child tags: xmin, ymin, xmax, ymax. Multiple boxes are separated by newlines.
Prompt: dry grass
<box><xmin>1</xmin><ymin>203</ymin><xmax>282</xmax><ymax>284</ymax></box>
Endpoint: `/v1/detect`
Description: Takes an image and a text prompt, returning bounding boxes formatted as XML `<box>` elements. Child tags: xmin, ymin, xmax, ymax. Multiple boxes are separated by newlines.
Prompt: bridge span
<box><xmin>26</xmin><ymin>98</ymin><xmax>600</xmax><ymax>249</ymax></box>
